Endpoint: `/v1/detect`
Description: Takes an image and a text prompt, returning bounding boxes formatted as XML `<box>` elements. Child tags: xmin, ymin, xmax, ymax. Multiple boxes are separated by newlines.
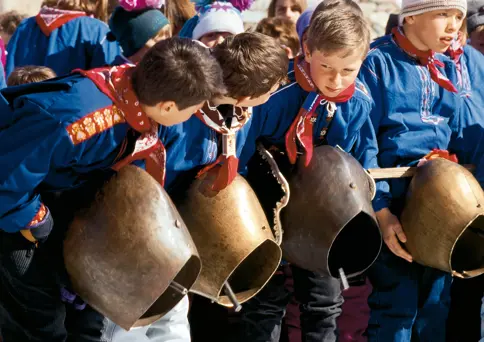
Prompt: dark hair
<box><xmin>307</xmin><ymin>4</ymin><xmax>370</xmax><ymax>57</ymax></box>
<box><xmin>132</xmin><ymin>37</ymin><xmax>226</xmax><ymax>109</ymax></box>
<box><xmin>385</xmin><ymin>13</ymin><xmax>399</xmax><ymax>35</ymax></box>
<box><xmin>256</xmin><ymin>17</ymin><xmax>300</xmax><ymax>58</ymax></box>
<box><xmin>211</xmin><ymin>32</ymin><xmax>289</xmax><ymax>99</ymax></box>
<box><xmin>268</xmin><ymin>0</ymin><xmax>308</xmax><ymax>18</ymax></box>
<box><xmin>7</xmin><ymin>65</ymin><xmax>57</xmax><ymax>86</ymax></box>
<box><xmin>0</xmin><ymin>11</ymin><xmax>27</xmax><ymax>36</ymax></box>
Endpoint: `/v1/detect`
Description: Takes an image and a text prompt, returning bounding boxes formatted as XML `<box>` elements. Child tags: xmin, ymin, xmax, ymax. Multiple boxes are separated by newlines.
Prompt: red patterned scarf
<box><xmin>36</xmin><ymin>6</ymin><xmax>86</xmax><ymax>36</ymax></box>
<box><xmin>392</xmin><ymin>27</ymin><xmax>457</xmax><ymax>93</ymax></box>
<box><xmin>75</xmin><ymin>64</ymin><xmax>166</xmax><ymax>187</ymax></box>
<box><xmin>285</xmin><ymin>56</ymin><xmax>355</xmax><ymax>166</ymax></box>
<box><xmin>195</xmin><ymin>102</ymin><xmax>251</xmax><ymax>191</ymax></box>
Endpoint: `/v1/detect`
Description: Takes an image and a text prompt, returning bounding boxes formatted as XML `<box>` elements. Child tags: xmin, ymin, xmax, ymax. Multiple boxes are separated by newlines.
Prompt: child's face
<box><xmin>236</xmin><ymin>82</ymin><xmax>280</xmax><ymax>107</ymax></box>
<box><xmin>200</xmin><ymin>32</ymin><xmax>232</xmax><ymax>48</ymax></box>
<box><xmin>145</xmin><ymin>25</ymin><xmax>172</xmax><ymax>49</ymax></box>
<box><xmin>275</xmin><ymin>0</ymin><xmax>301</xmax><ymax>23</ymax></box>
<box><xmin>304</xmin><ymin>48</ymin><xmax>364</xmax><ymax>98</ymax></box>
<box><xmin>404</xmin><ymin>9</ymin><xmax>464</xmax><ymax>53</ymax></box>
<box><xmin>470</xmin><ymin>25</ymin><xmax>484</xmax><ymax>54</ymax></box>
<box><xmin>145</xmin><ymin>101</ymin><xmax>205</xmax><ymax>126</ymax></box>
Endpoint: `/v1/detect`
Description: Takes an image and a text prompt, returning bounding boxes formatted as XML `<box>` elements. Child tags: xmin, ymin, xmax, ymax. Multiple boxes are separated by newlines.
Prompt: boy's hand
<box><xmin>376</xmin><ymin>208</ymin><xmax>413</xmax><ymax>263</ymax></box>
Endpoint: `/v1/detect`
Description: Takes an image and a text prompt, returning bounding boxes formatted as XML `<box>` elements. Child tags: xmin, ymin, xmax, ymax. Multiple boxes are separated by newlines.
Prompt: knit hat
<box><xmin>107</xmin><ymin>6</ymin><xmax>170</xmax><ymax>57</ymax></box>
<box><xmin>399</xmin><ymin>0</ymin><xmax>467</xmax><ymax>25</ymax></box>
<box><xmin>467</xmin><ymin>0</ymin><xmax>484</xmax><ymax>33</ymax></box>
<box><xmin>296</xmin><ymin>8</ymin><xmax>314</xmax><ymax>42</ymax></box>
<box><xmin>180</xmin><ymin>1</ymin><xmax>246</xmax><ymax>40</ymax></box>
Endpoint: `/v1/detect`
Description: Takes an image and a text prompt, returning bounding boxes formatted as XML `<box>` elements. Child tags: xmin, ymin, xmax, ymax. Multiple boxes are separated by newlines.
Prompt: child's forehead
<box><xmin>313</xmin><ymin>47</ymin><xmax>366</xmax><ymax>60</ymax></box>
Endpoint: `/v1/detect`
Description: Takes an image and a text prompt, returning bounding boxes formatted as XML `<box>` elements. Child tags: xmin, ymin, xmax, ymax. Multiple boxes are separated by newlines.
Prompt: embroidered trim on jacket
<box><xmin>67</xmin><ymin>105</ymin><xmax>126</xmax><ymax>144</ymax></box>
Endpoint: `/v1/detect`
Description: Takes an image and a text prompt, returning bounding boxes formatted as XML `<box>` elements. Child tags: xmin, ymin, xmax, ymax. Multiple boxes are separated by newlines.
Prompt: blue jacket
<box><xmin>358</xmin><ymin>35</ymin><xmax>462</xmax><ymax>212</ymax></box>
<box><xmin>449</xmin><ymin>45</ymin><xmax>484</xmax><ymax>187</ymax></box>
<box><xmin>0</xmin><ymin>74</ymin><xmax>170</xmax><ymax>233</ymax></box>
<box><xmin>236</xmin><ymin>78</ymin><xmax>379</xmax><ymax>175</ymax></box>
<box><xmin>6</xmin><ymin>16</ymin><xmax>121</xmax><ymax>77</ymax></box>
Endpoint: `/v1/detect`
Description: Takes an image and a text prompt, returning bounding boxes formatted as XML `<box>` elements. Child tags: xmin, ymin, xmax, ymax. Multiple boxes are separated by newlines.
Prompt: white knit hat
<box><xmin>399</xmin><ymin>0</ymin><xmax>467</xmax><ymax>25</ymax></box>
<box><xmin>192</xmin><ymin>1</ymin><xmax>245</xmax><ymax>40</ymax></box>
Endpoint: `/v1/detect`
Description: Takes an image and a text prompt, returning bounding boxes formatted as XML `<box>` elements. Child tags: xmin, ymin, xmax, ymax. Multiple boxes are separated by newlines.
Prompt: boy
<box><xmin>6</xmin><ymin>0</ymin><xmax>120</xmax><ymax>77</ymax></box>
<box><xmin>99</xmin><ymin>31</ymin><xmax>290</xmax><ymax>341</ymax></box>
<box><xmin>179</xmin><ymin>1</ymin><xmax>245</xmax><ymax>48</ymax></box>
<box><xmin>444</xmin><ymin>19</ymin><xmax>484</xmax><ymax>342</ymax></box>
<box><xmin>162</xmin><ymin>32</ymin><xmax>289</xmax><ymax>193</ymax></box>
<box><xmin>227</xmin><ymin>5</ymin><xmax>377</xmax><ymax>342</ymax></box>
<box><xmin>107</xmin><ymin>6</ymin><xmax>172</xmax><ymax>64</ymax></box>
<box><xmin>0</xmin><ymin>37</ymin><xmax>226</xmax><ymax>342</ymax></box>
<box><xmin>7</xmin><ymin>65</ymin><xmax>57</xmax><ymax>86</ymax></box>
<box><xmin>358</xmin><ymin>0</ymin><xmax>466</xmax><ymax>340</ymax></box>
<box><xmin>467</xmin><ymin>0</ymin><xmax>484</xmax><ymax>54</ymax></box>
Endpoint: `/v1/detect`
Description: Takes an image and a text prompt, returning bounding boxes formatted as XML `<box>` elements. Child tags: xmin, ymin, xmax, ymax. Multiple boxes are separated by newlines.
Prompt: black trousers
<box><xmin>229</xmin><ymin>264</ymin><xmax>343</xmax><ymax>342</ymax></box>
<box><xmin>0</xmin><ymin>229</ymin><xmax>106</xmax><ymax>342</ymax></box>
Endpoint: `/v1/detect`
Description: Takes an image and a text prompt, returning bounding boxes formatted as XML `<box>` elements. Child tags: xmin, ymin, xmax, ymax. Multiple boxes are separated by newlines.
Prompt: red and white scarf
<box><xmin>285</xmin><ymin>56</ymin><xmax>355</xmax><ymax>166</ymax></box>
<box><xmin>75</xmin><ymin>64</ymin><xmax>166</xmax><ymax>187</ymax></box>
<box><xmin>195</xmin><ymin>102</ymin><xmax>251</xmax><ymax>191</ymax></box>
<box><xmin>392</xmin><ymin>27</ymin><xmax>458</xmax><ymax>93</ymax></box>
<box><xmin>36</xmin><ymin>6</ymin><xmax>87</xmax><ymax>36</ymax></box>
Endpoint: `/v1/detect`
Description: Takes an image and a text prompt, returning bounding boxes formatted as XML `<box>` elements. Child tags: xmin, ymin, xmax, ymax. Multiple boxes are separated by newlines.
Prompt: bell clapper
<box><xmin>339</xmin><ymin>268</ymin><xmax>349</xmax><ymax>290</ymax></box>
<box><xmin>223</xmin><ymin>282</ymin><xmax>242</xmax><ymax>312</ymax></box>
<box><xmin>169</xmin><ymin>281</ymin><xmax>188</xmax><ymax>296</ymax></box>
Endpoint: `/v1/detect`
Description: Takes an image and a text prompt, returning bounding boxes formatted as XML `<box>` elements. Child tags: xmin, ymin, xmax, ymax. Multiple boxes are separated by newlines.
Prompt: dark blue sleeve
<box><xmin>358</xmin><ymin>57</ymin><xmax>392</xmax><ymax>212</ymax></box>
<box><xmin>0</xmin><ymin>100</ymin><xmax>77</xmax><ymax>232</ymax></box>
<box><xmin>237</xmin><ymin>83</ymin><xmax>302</xmax><ymax>172</ymax></box>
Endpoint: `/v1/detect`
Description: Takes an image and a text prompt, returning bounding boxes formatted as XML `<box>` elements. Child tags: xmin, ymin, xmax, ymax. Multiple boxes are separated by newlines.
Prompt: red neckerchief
<box><xmin>36</xmin><ymin>6</ymin><xmax>86</xmax><ymax>36</ymax></box>
<box><xmin>285</xmin><ymin>56</ymin><xmax>355</xmax><ymax>166</ymax></box>
<box><xmin>392</xmin><ymin>27</ymin><xmax>457</xmax><ymax>93</ymax></box>
<box><xmin>195</xmin><ymin>101</ymin><xmax>251</xmax><ymax>191</ymax></box>
<box><xmin>75</xmin><ymin>65</ymin><xmax>166</xmax><ymax>187</ymax></box>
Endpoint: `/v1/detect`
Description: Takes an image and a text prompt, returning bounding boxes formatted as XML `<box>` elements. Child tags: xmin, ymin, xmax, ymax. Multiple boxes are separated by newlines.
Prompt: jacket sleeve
<box><xmin>358</xmin><ymin>57</ymin><xmax>392</xmax><ymax>212</ymax></box>
<box><xmin>0</xmin><ymin>100</ymin><xmax>77</xmax><ymax>232</ymax></box>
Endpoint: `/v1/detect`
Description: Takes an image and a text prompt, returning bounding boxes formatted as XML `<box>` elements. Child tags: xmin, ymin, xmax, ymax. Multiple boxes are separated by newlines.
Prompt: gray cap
<box><xmin>468</xmin><ymin>0</ymin><xmax>484</xmax><ymax>33</ymax></box>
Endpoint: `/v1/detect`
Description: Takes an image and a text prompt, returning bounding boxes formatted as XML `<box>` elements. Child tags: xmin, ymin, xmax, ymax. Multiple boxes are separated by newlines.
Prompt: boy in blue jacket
<box><xmin>0</xmin><ymin>37</ymin><xmax>226</xmax><ymax>342</ymax></box>
<box><xmin>445</xmin><ymin>29</ymin><xmax>484</xmax><ymax>342</ymax></box>
<box><xmin>6</xmin><ymin>0</ymin><xmax>121</xmax><ymax>76</ymax></box>
<box><xmin>358</xmin><ymin>0</ymin><xmax>466</xmax><ymax>340</ymax></box>
<box><xmin>227</xmin><ymin>4</ymin><xmax>379</xmax><ymax>341</ymax></box>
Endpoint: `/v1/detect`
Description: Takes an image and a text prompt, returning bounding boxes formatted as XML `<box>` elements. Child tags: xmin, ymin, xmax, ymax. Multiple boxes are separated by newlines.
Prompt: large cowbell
<box><xmin>64</xmin><ymin>166</ymin><xmax>201</xmax><ymax>331</ymax></box>
<box><xmin>401</xmin><ymin>159</ymin><xmax>484</xmax><ymax>278</ymax></box>
<box><xmin>174</xmin><ymin>170</ymin><xmax>282</xmax><ymax>308</ymax></box>
<box><xmin>282</xmin><ymin>145</ymin><xmax>382</xmax><ymax>278</ymax></box>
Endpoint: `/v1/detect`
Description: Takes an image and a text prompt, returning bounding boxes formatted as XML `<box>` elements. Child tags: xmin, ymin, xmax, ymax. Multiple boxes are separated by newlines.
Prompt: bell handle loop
<box><xmin>256</xmin><ymin>142</ymin><xmax>290</xmax><ymax>245</ymax></box>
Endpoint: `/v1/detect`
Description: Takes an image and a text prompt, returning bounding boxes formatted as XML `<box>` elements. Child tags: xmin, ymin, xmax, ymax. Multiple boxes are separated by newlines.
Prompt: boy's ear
<box><xmin>159</xmin><ymin>101</ymin><xmax>176</xmax><ymax>113</ymax></box>
<box><xmin>404</xmin><ymin>15</ymin><xmax>415</xmax><ymax>25</ymax></box>
<box><xmin>303</xmin><ymin>42</ymin><xmax>312</xmax><ymax>63</ymax></box>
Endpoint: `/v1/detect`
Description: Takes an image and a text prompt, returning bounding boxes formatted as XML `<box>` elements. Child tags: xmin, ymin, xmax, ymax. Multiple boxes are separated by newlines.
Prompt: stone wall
<box><xmin>242</xmin><ymin>0</ymin><xmax>400</xmax><ymax>39</ymax></box>
<box><xmin>0</xmin><ymin>0</ymin><xmax>43</xmax><ymax>16</ymax></box>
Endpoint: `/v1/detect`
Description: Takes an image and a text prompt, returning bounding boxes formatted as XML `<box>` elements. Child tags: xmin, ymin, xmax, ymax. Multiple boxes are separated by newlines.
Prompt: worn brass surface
<box><xmin>176</xmin><ymin>171</ymin><xmax>282</xmax><ymax>307</ymax></box>
<box><xmin>401</xmin><ymin>159</ymin><xmax>484</xmax><ymax>278</ymax></box>
<box><xmin>282</xmin><ymin>145</ymin><xmax>382</xmax><ymax>278</ymax></box>
<box><xmin>64</xmin><ymin>166</ymin><xmax>201</xmax><ymax>330</ymax></box>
